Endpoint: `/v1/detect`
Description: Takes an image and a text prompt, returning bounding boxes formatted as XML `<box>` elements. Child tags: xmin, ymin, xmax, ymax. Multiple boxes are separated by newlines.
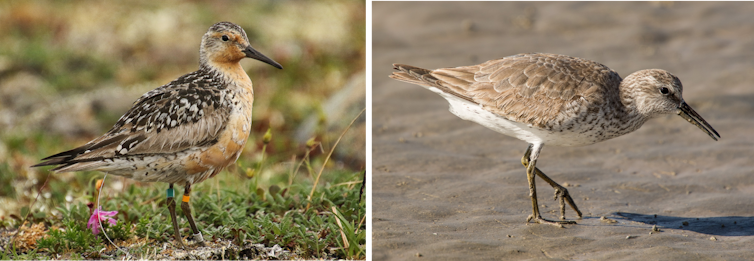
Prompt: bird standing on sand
<box><xmin>390</xmin><ymin>53</ymin><xmax>719</xmax><ymax>227</ymax></box>
<box><xmin>33</xmin><ymin>21</ymin><xmax>283</xmax><ymax>247</ymax></box>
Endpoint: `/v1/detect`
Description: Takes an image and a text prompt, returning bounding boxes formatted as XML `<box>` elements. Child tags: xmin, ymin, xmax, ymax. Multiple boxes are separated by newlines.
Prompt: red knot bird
<box><xmin>389</xmin><ymin>53</ymin><xmax>719</xmax><ymax>227</ymax></box>
<box><xmin>33</xmin><ymin>21</ymin><xmax>282</xmax><ymax>247</ymax></box>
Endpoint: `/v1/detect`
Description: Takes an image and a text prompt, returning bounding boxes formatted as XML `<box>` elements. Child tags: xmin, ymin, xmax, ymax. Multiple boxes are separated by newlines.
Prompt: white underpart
<box><xmin>427</xmin><ymin>87</ymin><xmax>599</xmax><ymax>147</ymax></box>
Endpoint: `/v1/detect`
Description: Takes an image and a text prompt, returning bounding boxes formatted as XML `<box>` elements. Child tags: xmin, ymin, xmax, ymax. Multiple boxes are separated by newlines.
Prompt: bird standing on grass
<box><xmin>33</xmin><ymin>21</ymin><xmax>283</xmax><ymax>248</ymax></box>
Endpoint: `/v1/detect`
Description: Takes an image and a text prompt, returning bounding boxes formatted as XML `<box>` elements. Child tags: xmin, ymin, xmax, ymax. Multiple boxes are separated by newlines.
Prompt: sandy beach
<box><xmin>372</xmin><ymin>2</ymin><xmax>754</xmax><ymax>260</ymax></box>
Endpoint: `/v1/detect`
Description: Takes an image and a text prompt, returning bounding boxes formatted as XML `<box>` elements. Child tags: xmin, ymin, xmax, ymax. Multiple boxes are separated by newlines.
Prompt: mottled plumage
<box><xmin>390</xmin><ymin>53</ymin><xmax>719</xmax><ymax>226</ymax></box>
<box><xmin>34</xmin><ymin>21</ymin><xmax>282</xmax><ymax>247</ymax></box>
<box><xmin>36</xmin><ymin>69</ymin><xmax>232</xmax><ymax>183</ymax></box>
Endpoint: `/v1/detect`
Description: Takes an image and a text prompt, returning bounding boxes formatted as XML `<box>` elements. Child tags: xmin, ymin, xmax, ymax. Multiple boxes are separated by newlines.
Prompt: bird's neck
<box><xmin>617</xmin><ymin>75</ymin><xmax>650</xmax><ymax>131</ymax></box>
<box><xmin>201</xmin><ymin>60</ymin><xmax>253</xmax><ymax>89</ymax></box>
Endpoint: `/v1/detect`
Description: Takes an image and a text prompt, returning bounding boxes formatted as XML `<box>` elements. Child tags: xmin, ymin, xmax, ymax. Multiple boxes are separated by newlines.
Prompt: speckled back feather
<box><xmin>34</xmin><ymin>68</ymin><xmax>232</xmax><ymax>172</ymax></box>
<box><xmin>32</xmin><ymin>21</ymin><xmax>275</xmax><ymax>181</ymax></box>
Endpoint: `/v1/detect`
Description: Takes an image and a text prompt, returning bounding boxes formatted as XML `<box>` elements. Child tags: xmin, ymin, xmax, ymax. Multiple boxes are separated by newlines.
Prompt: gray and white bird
<box><xmin>390</xmin><ymin>53</ymin><xmax>719</xmax><ymax>226</ymax></box>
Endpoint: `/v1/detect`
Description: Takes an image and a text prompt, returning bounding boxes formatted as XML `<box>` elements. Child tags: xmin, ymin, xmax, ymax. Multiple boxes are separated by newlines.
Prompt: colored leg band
<box><xmin>182</xmin><ymin>195</ymin><xmax>190</xmax><ymax>203</ymax></box>
<box><xmin>167</xmin><ymin>188</ymin><xmax>175</xmax><ymax>198</ymax></box>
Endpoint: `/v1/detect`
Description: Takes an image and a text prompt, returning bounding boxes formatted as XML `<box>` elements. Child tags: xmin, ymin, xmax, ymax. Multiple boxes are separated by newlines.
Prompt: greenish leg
<box><xmin>522</xmin><ymin>144</ymin><xmax>579</xmax><ymax>226</ymax></box>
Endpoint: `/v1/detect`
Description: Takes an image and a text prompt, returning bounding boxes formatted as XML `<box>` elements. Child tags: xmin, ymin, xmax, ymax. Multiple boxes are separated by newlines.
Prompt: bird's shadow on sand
<box><xmin>613</xmin><ymin>212</ymin><xmax>754</xmax><ymax>236</ymax></box>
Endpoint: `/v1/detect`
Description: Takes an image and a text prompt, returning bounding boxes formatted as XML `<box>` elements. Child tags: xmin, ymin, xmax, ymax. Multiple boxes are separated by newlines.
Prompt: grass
<box><xmin>1</xmin><ymin>127</ymin><xmax>366</xmax><ymax>259</ymax></box>
<box><xmin>3</xmin><ymin>124</ymin><xmax>366</xmax><ymax>260</ymax></box>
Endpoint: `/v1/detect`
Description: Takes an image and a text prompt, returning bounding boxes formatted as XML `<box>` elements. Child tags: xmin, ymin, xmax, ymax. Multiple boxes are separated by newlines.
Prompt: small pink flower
<box><xmin>87</xmin><ymin>207</ymin><xmax>118</xmax><ymax>235</ymax></box>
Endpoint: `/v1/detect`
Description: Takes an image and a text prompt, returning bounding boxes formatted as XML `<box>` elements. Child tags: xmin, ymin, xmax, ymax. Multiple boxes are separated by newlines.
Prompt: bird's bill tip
<box><xmin>243</xmin><ymin>46</ymin><xmax>283</xmax><ymax>69</ymax></box>
<box><xmin>677</xmin><ymin>102</ymin><xmax>720</xmax><ymax>141</ymax></box>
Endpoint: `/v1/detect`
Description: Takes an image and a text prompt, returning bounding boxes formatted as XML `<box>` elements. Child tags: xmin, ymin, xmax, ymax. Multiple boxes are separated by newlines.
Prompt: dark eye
<box><xmin>659</xmin><ymin>87</ymin><xmax>669</xmax><ymax>95</ymax></box>
<box><xmin>221</xmin><ymin>35</ymin><xmax>229</xmax><ymax>41</ymax></box>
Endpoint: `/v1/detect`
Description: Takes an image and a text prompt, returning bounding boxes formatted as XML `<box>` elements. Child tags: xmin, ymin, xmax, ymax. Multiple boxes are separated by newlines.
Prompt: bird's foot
<box><xmin>526</xmin><ymin>214</ymin><xmax>577</xmax><ymax>228</ymax></box>
<box><xmin>173</xmin><ymin>237</ymin><xmax>187</xmax><ymax>250</ymax></box>
<box><xmin>552</xmin><ymin>186</ymin><xmax>583</xmax><ymax>220</ymax></box>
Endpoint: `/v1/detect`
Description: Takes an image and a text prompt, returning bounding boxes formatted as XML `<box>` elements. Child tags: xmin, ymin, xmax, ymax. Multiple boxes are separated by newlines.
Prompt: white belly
<box><xmin>429</xmin><ymin>87</ymin><xmax>601</xmax><ymax>146</ymax></box>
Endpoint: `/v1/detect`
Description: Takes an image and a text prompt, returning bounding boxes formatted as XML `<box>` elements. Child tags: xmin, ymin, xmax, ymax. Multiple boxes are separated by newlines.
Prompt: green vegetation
<box><xmin>2</xmin><ymin>118</ymin><xmax>366</xmax><ymax>260</ymax></box>
<box><xmin>23</xmin><ymin>161</ymin><xmax>365</xmax><ymax>259</ymax></box>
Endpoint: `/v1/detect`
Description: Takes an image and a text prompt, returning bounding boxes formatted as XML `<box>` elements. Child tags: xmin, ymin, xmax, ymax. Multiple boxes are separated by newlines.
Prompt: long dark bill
<box><xmin>677</xmin><ymin>102</ymin><xmax>720</xmax><ymax>141</ymax></box>
<box><xmin>243</xmin><ymin>46</ymin><xmax>283</xmax><ymax>69</ymax></box>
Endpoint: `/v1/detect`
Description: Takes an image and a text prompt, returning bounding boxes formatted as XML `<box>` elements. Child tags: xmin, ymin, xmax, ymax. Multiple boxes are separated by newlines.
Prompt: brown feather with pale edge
<box><xmin>390</xmin><ymin>53</ymin><xmax>624</xmax><ymax>129</ymax></box>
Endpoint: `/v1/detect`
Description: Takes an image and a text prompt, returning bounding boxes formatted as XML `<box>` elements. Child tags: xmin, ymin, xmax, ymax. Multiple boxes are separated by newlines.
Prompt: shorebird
<box><xmin>389</xmin><ymin>53</ymin><xmax>719</xmax><ymax>227</ymax></box>
<box><xmin>33</xmin><ymin>21</ymin><xmax>282</xmax><ymax>247</ymax></box>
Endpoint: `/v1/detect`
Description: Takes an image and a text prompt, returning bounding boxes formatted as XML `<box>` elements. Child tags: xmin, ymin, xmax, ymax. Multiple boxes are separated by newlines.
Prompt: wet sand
<box><xmin>372</xmin><ymin>2</ymin><xmax>754</xmax><ymax>260</ymax></box>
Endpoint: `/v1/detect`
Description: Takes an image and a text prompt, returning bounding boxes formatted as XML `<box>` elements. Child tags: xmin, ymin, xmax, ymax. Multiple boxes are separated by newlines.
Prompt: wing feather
<box><xmin>390</xmin><ymin>53</ymin><xmax>624</xmax><ymax>128</ymax></box>
<box><xmin>34</xmin><ymin>70</ymin><xmax>232</xmax><ymax>172</ymax></box>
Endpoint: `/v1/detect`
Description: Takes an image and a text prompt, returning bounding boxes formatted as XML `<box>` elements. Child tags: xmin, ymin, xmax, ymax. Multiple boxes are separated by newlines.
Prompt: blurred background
<box><xmin>0</xmin><ymin>0</ymin><xmax>365</xmax><ymax>227</ymax></box>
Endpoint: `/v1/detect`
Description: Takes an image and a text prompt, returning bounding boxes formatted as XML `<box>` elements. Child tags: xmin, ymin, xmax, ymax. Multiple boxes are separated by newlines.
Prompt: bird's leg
<box><xmin>359</xmin><ymin>170</ymin><xmax>368</xmax><ymax>202</ymax></box>
<box><xmin>521</xmin><ymin>145</ymin><xmax>582</xmax><ymax>220</ymax></box>
<box><xmin>533</xmin><ymin>168</ymin><xmax>582</xmax><ymax>220</ymax></box>
<box><xmin>167</xmin><ymin>184</ymin><xmax>186</xmax><ymax>249</ymax></box>
<box><xmin>180</xmin><ymin>184</ymin><xmax>205</xmax><ymax>246</ymax></box>
<box><xmin>524</xmin><ymin>150</ymin><xmax>547</xmax><ymax>225</ymax></box>
<box><xmin>522</xmin><ymin>144</ymin><xmax>577</xmax><ymax>226</ymax></box>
